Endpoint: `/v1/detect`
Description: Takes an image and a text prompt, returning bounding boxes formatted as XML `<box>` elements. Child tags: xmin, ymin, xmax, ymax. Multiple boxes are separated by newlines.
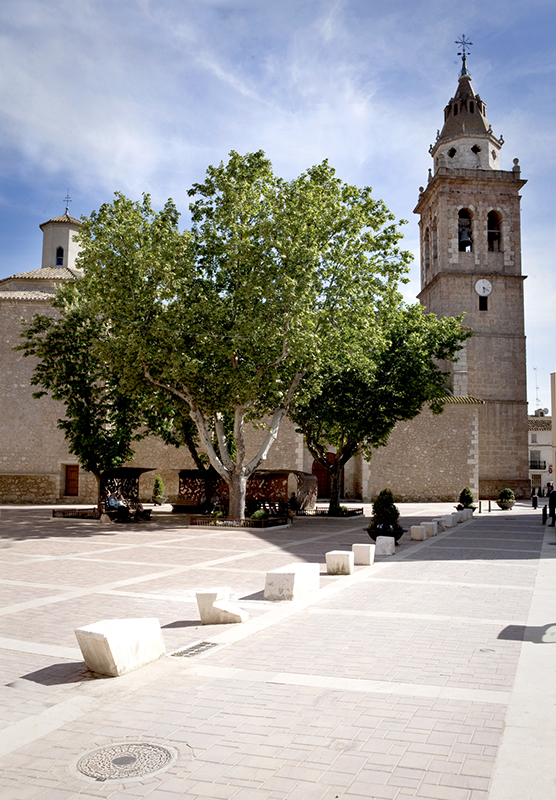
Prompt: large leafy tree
<box><xmin>18</xmin><ymin>289</ymin><xmax>144</xmax><ymax>509</ymax></box>
<box><xmin>72</xmin><ymin>151</ymin><xmax>413</xmax><ymax>517</ymax></box>
<box><xmin>291</xmin><ymin>305</ymin><xmax>471</xmax><ymax>511</ymax></box>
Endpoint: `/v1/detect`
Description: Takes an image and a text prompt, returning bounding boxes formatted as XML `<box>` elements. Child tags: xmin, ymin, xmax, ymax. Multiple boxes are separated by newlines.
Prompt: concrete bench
<box><xmin>74</xmin><ymin>618</ymin><xmax>165</xmax><ymax>677</ymax></box>
<box><xmin>442</xmin><ymin>514</ymin><xmax>454</xmax><ymax>528</ymax></box>
<box><xmin>196</xmin><ymin>587</ymin><xmax>248</xmax><ymax>625</ymax></box>
<box><xmin>326</xmin><ymin>550</ymin><xmax>354</xmax><ymax>575</ymax></box>
<box><xmin>264</xmin><ymin>563</ymin><xmax>320</xmax><ymax>601</ymax></box>
<box><xmin>423</xmin><ymin>521</ymin><xmax>438</xmax><ymax>537</ymax></box>
<box><xmin>410</xmin><ymin>525</ymin><xmax>426</xmax><ymax>541</ymax></box>
<box><xmin>352</xmin><ymin>543</ymin><xmax>375</xmax><ymax>565</ymax></box>
<box><xmin>375</xmin><ymin>536</ymin><xmax>396</xmax><ymax>556</ymax></box>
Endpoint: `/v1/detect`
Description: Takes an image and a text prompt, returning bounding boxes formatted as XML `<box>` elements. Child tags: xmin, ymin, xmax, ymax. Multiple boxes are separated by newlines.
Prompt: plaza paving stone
<box><xmin>0</xmin><ymin>502</ymin><xmax>554</xmax><ymax>799</ymax></box>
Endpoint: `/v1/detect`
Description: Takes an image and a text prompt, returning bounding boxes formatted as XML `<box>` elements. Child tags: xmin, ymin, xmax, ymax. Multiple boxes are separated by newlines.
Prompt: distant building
<box><xmin>528</xmin><ymin>410</ymin><xmax>552</xmax><ymax>494</ymax></box>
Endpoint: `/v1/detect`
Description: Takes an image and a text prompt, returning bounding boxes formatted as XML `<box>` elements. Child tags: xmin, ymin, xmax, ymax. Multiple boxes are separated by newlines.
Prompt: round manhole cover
<box><xmin>76</xmin><ymin>743</ymin><xmax>177</xmax><ymax>782</ymax></box>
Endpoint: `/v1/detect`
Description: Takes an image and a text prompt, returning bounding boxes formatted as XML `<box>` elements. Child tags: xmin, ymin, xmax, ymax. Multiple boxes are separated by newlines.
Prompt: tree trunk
<box><xmin>228</xmin><ymin>471</ymin><xmax>248</xmax><ymax>519</ymax></box>
<box><xmin>94</xmin><ymin>472</ymin><xmax>103</xmax><ymax>515</ymax></box>
<box><xmin>329</xmin><ymin>466</ymin><xmax>342</xmax><ymax>513</ymax></box>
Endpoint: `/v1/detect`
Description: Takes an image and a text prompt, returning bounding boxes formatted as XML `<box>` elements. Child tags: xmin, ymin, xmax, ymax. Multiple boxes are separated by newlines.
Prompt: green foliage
<box><xmin>153</xmin><ymin>475</ymin><xmax>165</xmax><ymax>497</ymax></box>
<box><xmin>291</xmin><ymin>304</ymin><xmax>470</xmax><ymax>511</ymax></box>
<box><xmin>458</xmin><ymin>487</ymin><xmax>475</xmax><ymax>508</ymax></box>
<box><xmin>498</xmin><ymin>488</ymin><xmax>515</xmax><ymax>502</ymax></box>
<box><xmin>250</xmin><ymin>509</ymin><xmax>269</xmax><ymax>520</ymax></box>
<box><xmin>69</xmin><ymin>151</ymin><xmax>414</xmax><ymax>518</ymax></box>
<box><xmin>17</xmin><ymin>287</ymin><xmax>143</xmax><ymax>499</ymax></box>
<box><xmin>369</xmin><ymin>489</ymin><xmax>401</xmax><ymax>527</ymax></box>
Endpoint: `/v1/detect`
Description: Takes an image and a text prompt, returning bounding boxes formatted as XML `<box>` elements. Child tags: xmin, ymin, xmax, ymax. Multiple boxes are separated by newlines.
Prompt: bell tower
<box><xmin>415</xmin><ymin>42</ymin><xmax>529</xmax><ymax>498</ymax></box>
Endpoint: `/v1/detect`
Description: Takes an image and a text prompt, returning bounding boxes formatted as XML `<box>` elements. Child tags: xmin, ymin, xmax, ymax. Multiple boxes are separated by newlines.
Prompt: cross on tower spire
<box><xmin>64</xmin><ymin>188</ymin><xmax>72</xmax><ymax>214</ymax></box>
<box><xmin>455</xmin><ymin>35</ymin><xmax>473</xmax><ymax>77</ymax></box>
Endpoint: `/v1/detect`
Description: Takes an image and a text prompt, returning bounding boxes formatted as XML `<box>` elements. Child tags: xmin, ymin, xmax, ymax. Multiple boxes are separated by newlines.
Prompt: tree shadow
<box><xmin>497</xmin><ymin>623</ymin><xmax>556</xmax><ymax>643</ymax></box>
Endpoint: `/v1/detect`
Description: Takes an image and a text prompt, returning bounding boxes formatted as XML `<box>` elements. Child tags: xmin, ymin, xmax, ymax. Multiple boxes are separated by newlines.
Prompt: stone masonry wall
<box><xmin>367</xmin><ymin>403</ymin><xmax>479</xmax><ymax>502</ymax></box>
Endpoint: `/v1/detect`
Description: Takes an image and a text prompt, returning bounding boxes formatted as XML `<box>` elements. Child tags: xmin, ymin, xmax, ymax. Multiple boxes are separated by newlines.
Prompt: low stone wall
<box><xmin>0</xmin><ymin>473</ymin><xmax>97</xmax><ymax>504</ymax></box>
<box><xmin>478</xmin><ymin>478</ymin><xmax>530</xmax><ymax>500</ymax></box>
<box><xmin>0</xmin><ymin>474</ymin><xmax>58</xmax><ymax>504</ymax></box>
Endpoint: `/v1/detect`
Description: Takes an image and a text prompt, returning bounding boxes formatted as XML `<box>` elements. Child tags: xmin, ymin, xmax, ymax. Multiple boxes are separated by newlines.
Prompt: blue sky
<box><xmin>1</xmin><ymin>0</ymin><xmax>555</xmax><ymax>410</ymax></box>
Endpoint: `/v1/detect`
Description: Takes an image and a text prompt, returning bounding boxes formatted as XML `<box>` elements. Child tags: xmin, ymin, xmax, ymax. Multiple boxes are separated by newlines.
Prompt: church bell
<box><xmin>459</xmin><ymin>228</ymin><xmax>472</xmax><ymax>248</ymax></box>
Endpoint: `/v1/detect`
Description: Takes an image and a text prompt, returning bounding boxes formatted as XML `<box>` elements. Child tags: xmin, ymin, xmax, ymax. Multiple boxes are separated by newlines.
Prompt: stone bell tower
<box><xmin>415</xmin><ymin>43</ymin><xmax>529</xmax><ymax>498</ymax></box>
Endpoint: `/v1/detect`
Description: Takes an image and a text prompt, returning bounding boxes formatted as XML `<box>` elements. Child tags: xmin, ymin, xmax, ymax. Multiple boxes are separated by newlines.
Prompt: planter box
<box><xmin>191</xmin><ymin>516</ymin><xmax>289</xmax><ymax>529</ymax></box>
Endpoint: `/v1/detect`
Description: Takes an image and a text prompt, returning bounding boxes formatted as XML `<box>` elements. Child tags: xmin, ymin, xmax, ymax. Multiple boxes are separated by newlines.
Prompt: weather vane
<box><xmin>64</xmin><ymin>188</ymin><xmax>72</xmax><ymax>214</ymax></box>
<box><xmin>455</xmin><ymin>35</ymin><xmax>473</xmax><ymax>77</ymax></box>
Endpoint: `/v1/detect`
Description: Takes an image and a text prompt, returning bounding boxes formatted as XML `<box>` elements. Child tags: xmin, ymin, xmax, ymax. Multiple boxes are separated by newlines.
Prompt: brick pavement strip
<box><xmin>0</xmin><ymin>503</ymin><xmax>553</xmax><ymax>798</ymax></box>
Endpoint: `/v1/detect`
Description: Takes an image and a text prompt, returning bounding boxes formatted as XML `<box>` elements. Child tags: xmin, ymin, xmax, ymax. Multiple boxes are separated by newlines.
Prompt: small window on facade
<box><xmin>479</xmin><ymin>295</ymin><xmax>488</xmax><ymax>311</ymax></box>
<box><xmin>531</xmin><ymin>433</ymin><xmax>538</xmax><ymax>443</ymax></box>
<box><xmin>453</xmin><ymin>104</ymin><xmax>458</xmax><ymax>116</ymax></box>
<box><xmin>448</xmin><ymin>147</ymin><xmax>457</xmax><ymax>158</ymax></box>
<box><xmin>56</xmin><ymin>246</ymin><xmax>64</xmax><ymax>266</ymax></box>
<box><xmin>458</xmin><ymin>209</ymin><xmax>472</xmax><ymax>252</ymax></box>
<box><xmin>469</xmin><ymin>101</ymin><xmax>474</xmax><ymax>113</ymax></box>
<box><xmin>65</xmin><ymin>465</ymin><xmax>79</xmax><ymax>496</ymax></box>
<box><xmin>487</xmin><ymin>211</ymin><xmax>502</xmax><ymax>252</ymax></box>
<box><xmin>471</xmin><ymin>144</ymin><xmax>481</xmax><ymax>154</ymax></box>
<box><xmin>491</xmin><ymin>150</ymin><xmax>497</xmax><ymax>161</ymax></box>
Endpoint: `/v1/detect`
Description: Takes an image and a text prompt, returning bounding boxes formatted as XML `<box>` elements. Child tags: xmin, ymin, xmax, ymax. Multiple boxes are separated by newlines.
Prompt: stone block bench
<box><xmin>74</xmin><ymin>618</ymin><xmax>165</xmax><ymax>677</ymax></box>
<box><xmin>375</xmin><ymin>536</ymin><xmax>396</xmax><ymax>556</ymax></box>
<box><xmin>196</xmin><ymin>587</ymin><xmax>249</xmax><ymax>625</ymax></box>
<box><xmin>326</xmin><ymin>550</ymin><xmax>354</xmax><ymax>575</ymax></box>
<box><xmin>264</xmin><ymin>563</ymin><xmax>320</xmax><ymax>601</ymax></box>
<box><xmin>410</xmin><ymin>525</ymin><xmax>426</xmax><ymax>541</ymax></box>
<box><xmin>352</xmin><ymin>543</ymin><xmax>375</xmax><ymax>565</ymax></box>
<box><xmin>423</xmin><ymin>521</ymin><xmax>437</xmax><ymax>537</ymax></box>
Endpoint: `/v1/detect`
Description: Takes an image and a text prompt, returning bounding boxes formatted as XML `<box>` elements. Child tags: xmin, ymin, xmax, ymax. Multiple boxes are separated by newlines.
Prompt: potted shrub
<box><xmin>152</xmin><ymin>475</ymin><xmax>165</xmax><ymax>505</ymax></box>
<box><xmin>456</xmin><ymin>487</ymin><xmax>476</xmax><ymax>511</ymax></box>
<box><xmin>366</xmin><ymin>489</ymin><xmax>405</xmax><ymax>544</ymax></box>
<box><xmin>497</xmin><ymin>488</ymin><xmax>515</xmax><ymax>510</ymax></box>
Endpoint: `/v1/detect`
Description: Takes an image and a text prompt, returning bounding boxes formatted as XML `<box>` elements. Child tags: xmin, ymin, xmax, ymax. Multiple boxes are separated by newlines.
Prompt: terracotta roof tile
<box><xmin>528</xmin><ymin>417</ymin><xmax>552</xmax><ymax>431</ymax></box>
<box><xmin>0</xmin><ymin>290</ymin><xmax>55</xmax><ymax>301</ymax></box>
<box><xmin>445</xmin><ymin>395</ymin><xmax>485</xmax><ymax>404</ymax></box>
<box><xmin>39</xmin><ymin>212</ymin><xmax>81</xmax><ymax>229</ymax></box>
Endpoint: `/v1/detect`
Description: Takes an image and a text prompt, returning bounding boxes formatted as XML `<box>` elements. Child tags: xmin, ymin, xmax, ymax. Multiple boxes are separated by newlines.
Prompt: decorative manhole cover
<box><xmin>170</xmin><ymin>641</ymin><xmax>220</xmax><ymax>657</ymax></box>
<box><xmin>76</xmin><ymin>742</ymin><xmax>176</xmax><ymax>781</ymax></box>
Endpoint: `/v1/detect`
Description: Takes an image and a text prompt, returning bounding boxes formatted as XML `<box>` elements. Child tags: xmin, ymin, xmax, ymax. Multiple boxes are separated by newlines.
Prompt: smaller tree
<box><xmin>291</xmin><ymin>305</ymin><xmax>471</xmax><ymax>512</ymax></box>
<box><xmin>457</xmin><ymin>487</ymin><xmax>475</xmax><ymax>509</ymax></box>
<box><xmin>18</xmin><ymin>286</ymin><xmax>144</xmax><ymax>510</ymax></box>
<box><xmin>366</xmin><ymin>489</ymin><xmax>405</xmax><ymax>542</ymax></box>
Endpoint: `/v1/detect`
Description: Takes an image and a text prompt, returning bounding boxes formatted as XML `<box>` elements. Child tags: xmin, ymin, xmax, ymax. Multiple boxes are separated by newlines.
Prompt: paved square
<box><xmin>0</xmin><ymin>502</ymin><xmax>554</xmax><ymax>798</ymax></box>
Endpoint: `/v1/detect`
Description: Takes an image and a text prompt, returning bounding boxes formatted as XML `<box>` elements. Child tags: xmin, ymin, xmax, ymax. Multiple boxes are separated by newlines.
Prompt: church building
<box><xmin>0</xmin><ymin>55</ymin><xmax>530</xmax><ymax>504</ymax></box>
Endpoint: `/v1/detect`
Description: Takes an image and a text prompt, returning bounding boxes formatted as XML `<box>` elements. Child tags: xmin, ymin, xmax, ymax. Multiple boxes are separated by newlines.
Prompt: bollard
<box><xmin>489</xmin><ymin>500</ymin><xmax>491</xmax><ymax>513</ymax></box>
<box><xmin>542</xmin><ymin>505</ymin><xmax>547</xmax><ymax>525</ymax></box>
<box><xmin>532</xmin><ymin>495</ymin><xmax>538</xmax><ymax>509</ymax></box>
<box><xmin>479</xmin><ymin>500</ymin><xmax>482</xmax><ymax>514</ymax></box>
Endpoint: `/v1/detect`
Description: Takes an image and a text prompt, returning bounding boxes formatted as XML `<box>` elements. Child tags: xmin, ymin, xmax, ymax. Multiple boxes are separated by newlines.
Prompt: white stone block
<box><xmin>410</xmin><ymin>525</ymin><xmax>426</xmax><ymax>541</ymax></box>
<box><xmin>432</xmin><ymin>517</ymin><xmax>445</xmax><ymax>531</ymax></box>
<box><xmin>196</xmin><ymin>587</ymin><xmax>249</xmax><ymax>625</ymax></box>
<box><xmin>442</xmin><ymin>515</ymin><xmax>454</xmax><ymax>528</ymax></box>
<box><xmin>352</xmin><ymin>543</ymin><xmax>375</xmax><ymax>565</ymax></box>
<box><xmin>264</xmin><ymin>562</ymin><xmax>320</xmax><ymax>601</ymax></box>
<box><xmin>463</xmin><ymin>508</ymin><xmax>473</xmax><ymax>521</ymax></box>
<box><xmin>455</xmin><ymin>511</ymin><xmax>464</xmax><ymax>523</ymax></box>
<box><xmin>74</xmin><ymin>618</ymin><xmax>165</xmax><ymax>677</ymax></box>
<box><xmin>326</xmin><ymin>550</ymin><xmax>354</xmax><ymax>575</ymax></box>
<box><xmin>375</xmin><ymin>536</ymin><xmax>396</xmax><ymax>556</ymax></box>
<box><xmin>423</xmin><ymin>521</ymin><xmax>438</xmax><ymax>537</ymax></box>
<box><xmin>452</xmin><ymin>512</ymin><xmax>461</xmax><ymax>524</ymax></box>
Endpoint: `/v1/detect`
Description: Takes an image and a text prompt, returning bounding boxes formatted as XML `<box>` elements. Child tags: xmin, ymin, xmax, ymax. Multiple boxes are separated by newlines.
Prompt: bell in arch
<box><xmin>459</xmin><ymin>227</ymin><xmax>472</xmax><ymax>250</ymax></box>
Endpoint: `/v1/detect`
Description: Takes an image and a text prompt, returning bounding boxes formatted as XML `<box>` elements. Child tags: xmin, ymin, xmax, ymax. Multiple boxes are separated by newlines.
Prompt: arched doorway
<box><xmin>312</xmin><ymin>453</ymin><xmax>344</xmax><ymax>499</ymax></box>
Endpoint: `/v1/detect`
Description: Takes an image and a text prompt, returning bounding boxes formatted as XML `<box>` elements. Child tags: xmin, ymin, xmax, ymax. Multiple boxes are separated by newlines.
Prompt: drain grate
<box><xmin>170</xmin><ymin>641</ymin><xmax>220</xmax><ymax>658</ymax></box>
<box><xmin>76</xmin><ymin>742</ymin><xmax>176</xmax><ymax>781</ymax></box>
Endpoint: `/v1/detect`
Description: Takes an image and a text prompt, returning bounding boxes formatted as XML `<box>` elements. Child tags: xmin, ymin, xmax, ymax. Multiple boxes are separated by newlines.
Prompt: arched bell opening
<box><xmin>458</xmin><ymin>209</ymin><xmax>473</xmax><ymax>252</ymax></box>
<box><xmin>487</xmin><ymin>210</ymin><xmax>502</xmax><ymax>252</ymax></box>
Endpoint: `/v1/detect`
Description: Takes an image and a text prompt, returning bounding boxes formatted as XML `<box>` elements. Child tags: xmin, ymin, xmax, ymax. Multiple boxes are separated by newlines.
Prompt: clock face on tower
<box><xmin>475</xmin><ymin>279</ymin><xmax>492</xmax><ymax>296</ymax></box>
